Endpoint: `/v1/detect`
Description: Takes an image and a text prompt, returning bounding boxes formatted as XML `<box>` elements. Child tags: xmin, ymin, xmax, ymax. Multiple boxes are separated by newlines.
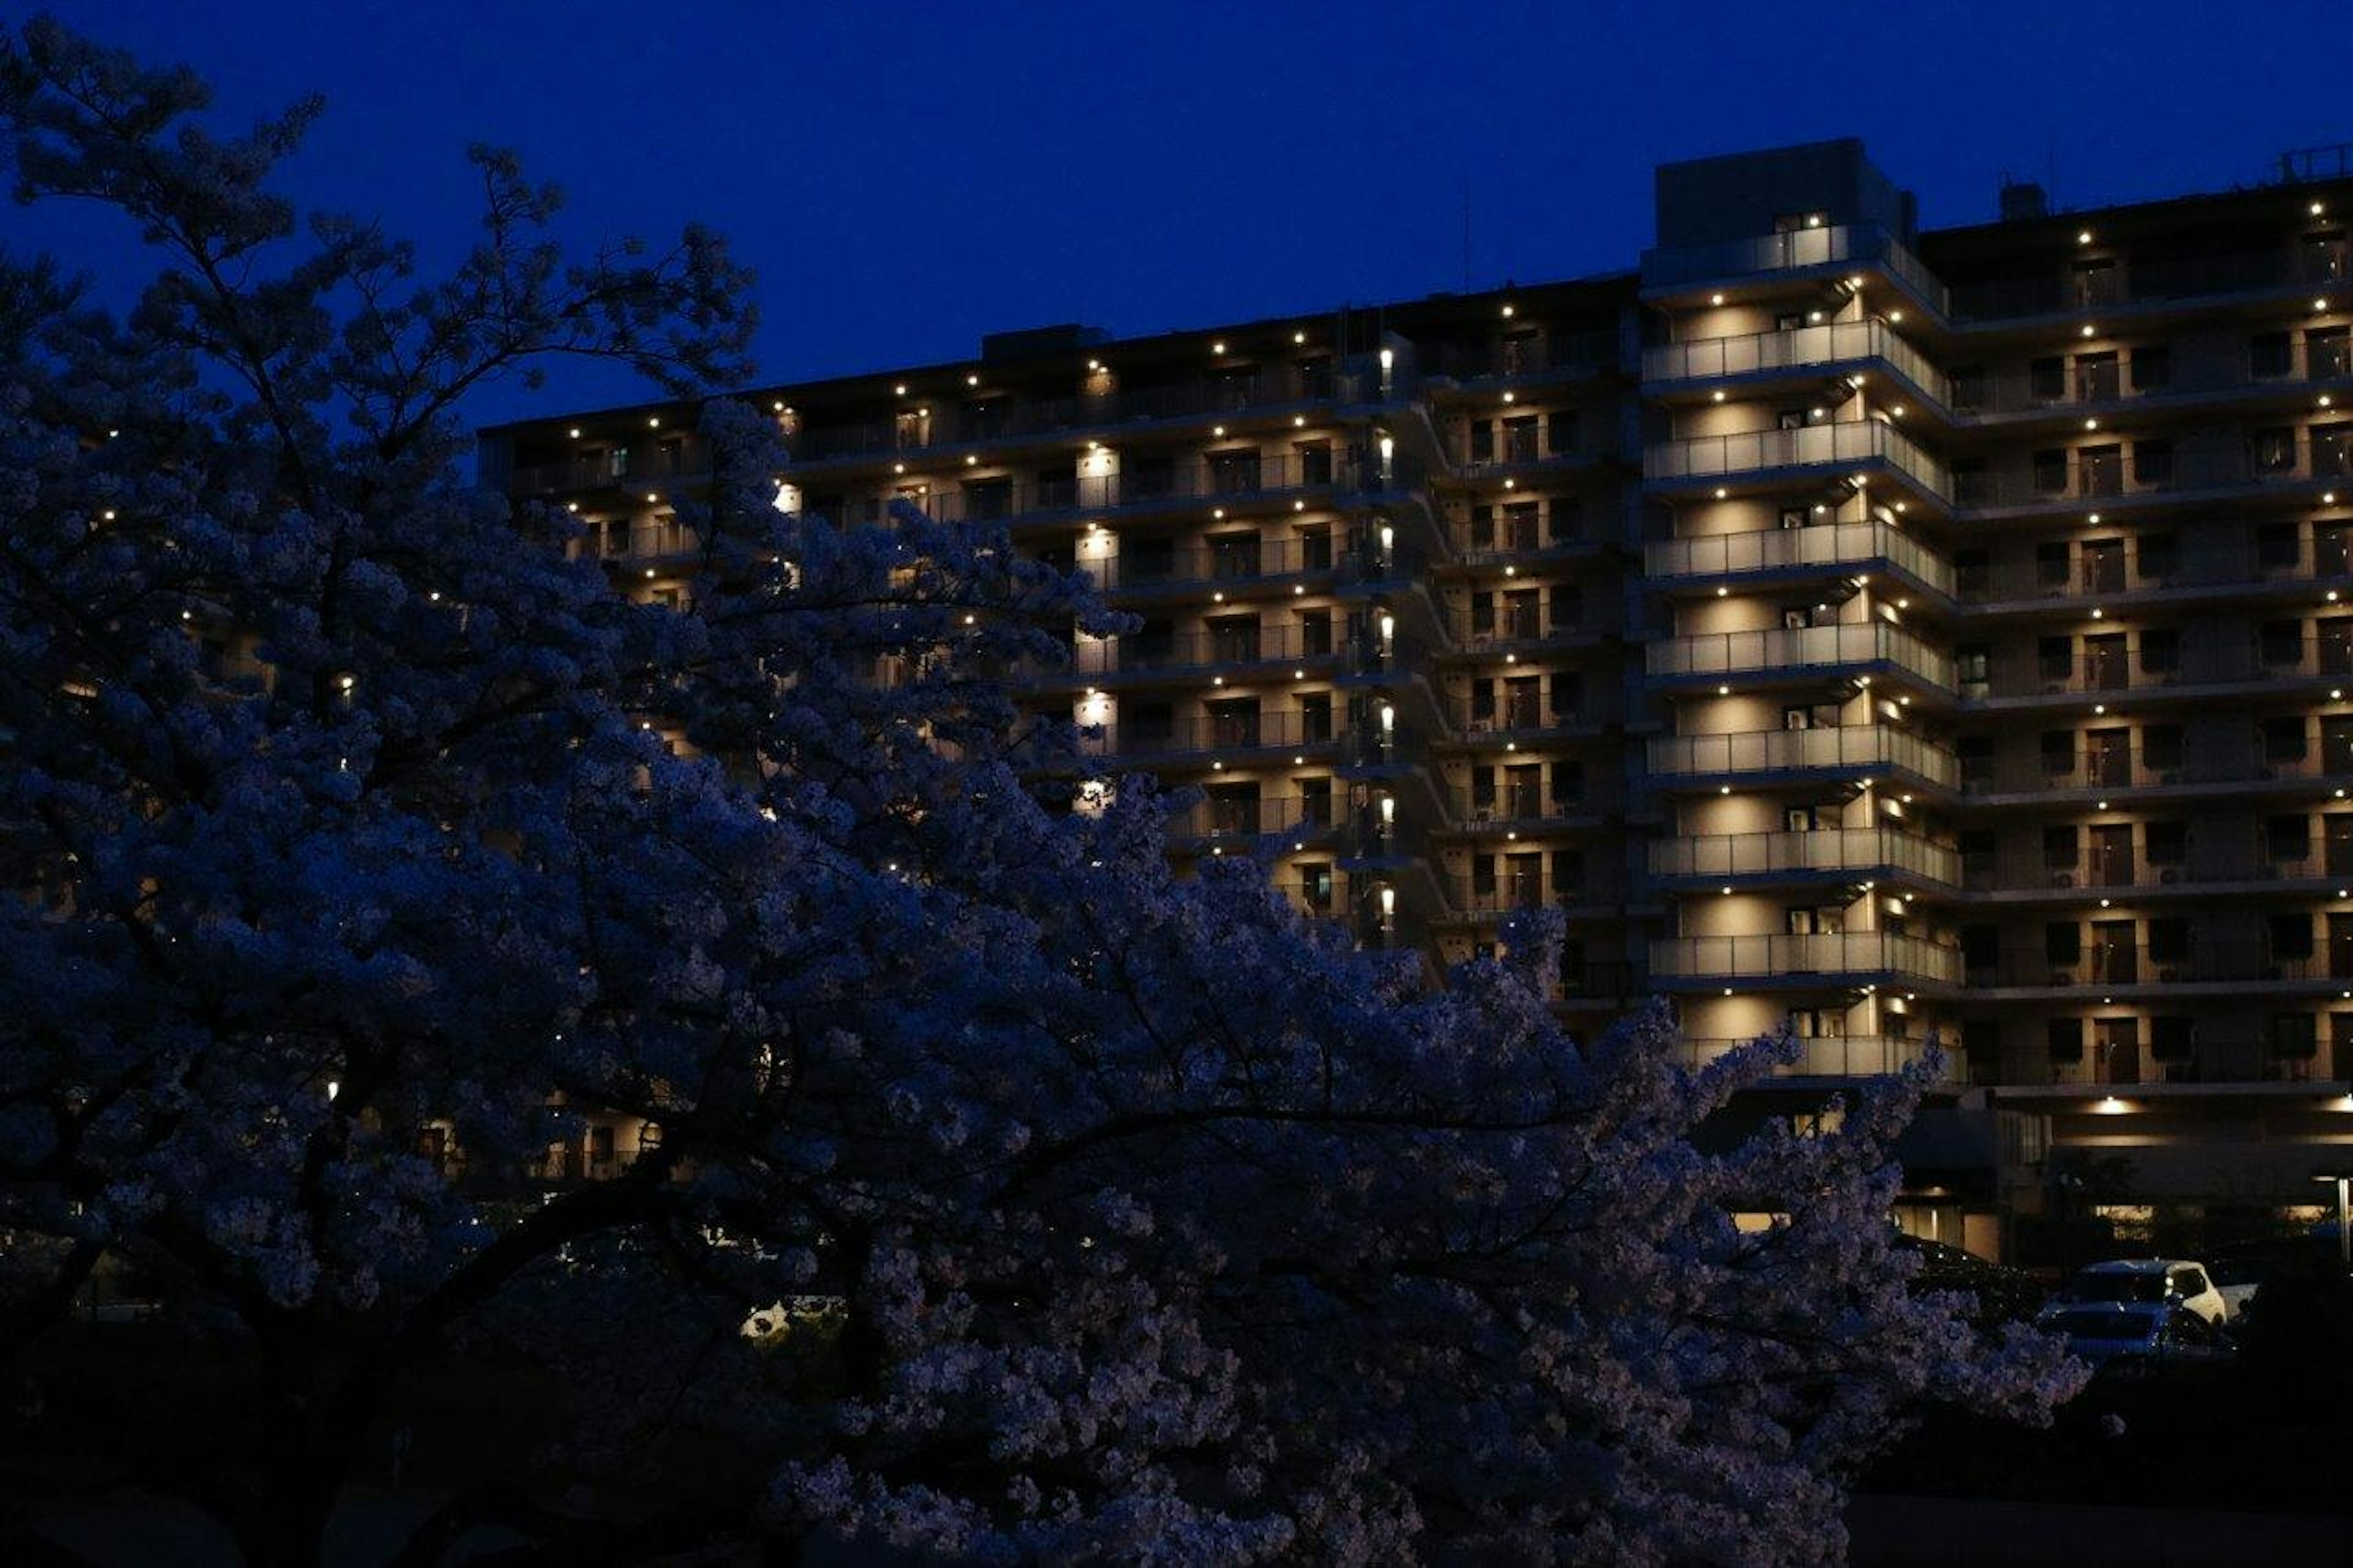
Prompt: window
<box><xmin>1547</xmin><ymin>497</ymin><xmax>1585</xmax><ymax>544</ymax></box>
<box><xmin>2132</xmin><ymin>439</ymin><xmax>2175</xmax><ymax>485</ymax></box>
<box><xmin>2139</xmin><ymin>628</ymin><xmax>2180</xmax><ymax>675</ymax></box>
<box><xmin>2036</xmin><ymin>541</ymin><xmax>2071</xmax><ymax>589</ymax></box>
<box><xmin>1957</xmin><ymin>643</ymin><xmax>1991</xmax><ymax>687</ymax></box>
<box><xmin>2257</xmin><ymin>522</ymin><xmax>2302</xmax><ymax>570</ymax></box>
<box><xmin>2029</xmin><ymin>357</ymin><xmax>2067</xmax><ymax>402</ymax></box>
<box><xmin>2047</xmin><ymin>1017</ymin><xmax>2085</xmax><ymax>1062</ymax></box>
<box><xmin>2271</xmin><ymin>1012</ymin><xmax>2319</xmax><ymax>1058</ymax></box>
<box><xmin>2269</xmin><ymin>815</ymin><xmax>2313</xmax><ymax>866</ymax></box>
<box><xmin>2270</xmin><ymin>913</ymin><xmax>2315</xmax><ymax>961</ymax></box>
<box><xmin>2252</xmin><ymin>427</ymin><xmax>2298</xmax><ymax>474</ymax></box>
<box><xmin>2143</xmin><ymin>722</ymin><xmax>2184</xmax><ymax>772</ymax></box>
<box><xmin>2148</xmin><ymin>917</ymin><xmax>2190</xmax><ymax>964</ymax></box>
<box><xmin>2311</xmin><ymin>325</ymin><xmax>2353</xmax><ymax>379</ymax></box>
<box><xmin>2135</xmin><ymin>532</ymin><xmax>2177</xmax><ymax>581</ymax></box>
<box><xmin>2144</xmin><ymin>820</ymin><xmax>2187</xmax><ymax>866</ymax></box>
<box><xmin>2265</xmin><ymin>715</ymin><xmax>2309</xmax><ymax>763</ymax></box>
<box><xmin>2044</xmin><ymin>824</ymin><xmax>2080</xmax><ymax>872</ymax></box>
<box><xmin>2129</xmin><ymin>343</ymin><xmax>2172</xmax><ymax>390</ymax></box>
<box><xmin>1503</xmin><ymin>415</ymin><xmax>1540</xmax><ymax>463</ymax></box>
<box><xmin>1545</xmin><ymin>412</ymin><xmax>1580</xmax><ymax>456</ymax></box>
<box><xmin>2261</xmin><ymin>619</ymin><xmax>2306</xmax><ymax>667</ymax></box>
<box><xmin>2039</xmin><ymin>635</ymin><xmax>2074</xmax><ymax>685</ymax></box>
<box><xmin>2250</xmin><ymin>330</ymin><xmax>2294</xmax><ymax>380</ymax></box>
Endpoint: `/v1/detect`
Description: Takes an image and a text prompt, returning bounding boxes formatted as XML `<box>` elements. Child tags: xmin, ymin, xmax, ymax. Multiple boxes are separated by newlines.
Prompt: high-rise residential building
<box><xmin>481</xmin><ymin>138</ymin><xmax>2353</xmax><ymax>1259</ymax></box>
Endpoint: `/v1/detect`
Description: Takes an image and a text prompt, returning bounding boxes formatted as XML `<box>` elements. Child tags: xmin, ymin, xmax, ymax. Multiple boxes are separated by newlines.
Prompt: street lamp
<box><xmin>2314</xmin><ymin>1173</ymin><xmax>2353</xmax><ymax>1270</ymax></box>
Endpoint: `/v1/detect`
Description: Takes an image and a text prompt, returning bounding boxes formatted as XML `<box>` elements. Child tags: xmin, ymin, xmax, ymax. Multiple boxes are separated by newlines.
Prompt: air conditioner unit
<box><xmin>2049</xmin><ymin>871</ymin><xmax>2077</xmax><ymax>888</ymax></box>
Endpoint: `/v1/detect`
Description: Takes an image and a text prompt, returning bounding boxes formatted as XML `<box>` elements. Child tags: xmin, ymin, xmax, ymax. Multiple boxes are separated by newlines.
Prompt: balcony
<box><xmin>1647</xmin><ymin>621</ymin><xmax>1955</xmax><ymax>691</ymax></box>
<box><xmin>1077</xmin><ymin>711</ymin><xmax>1341</xmax><ymax>765</ymax></box>
<box><xmin>1952</xmin><ymin>431</ymin><xmax>2353</xmax><ymax>515</ymax></box>
<box><xmin>1084</xmin><ymin>536</ymin><xmax>1333</xmax><ymax>595</ymax></box>
<box><xmin>569</xmin><ymin>518</ymin><xmax>701</xmax><ymax>567</ymax></box>
<box><xmin>784</xmin><ymin>363</ymin><xmax>1406</xmax><ymax>466</ymax></box>
<box><xmin>1678</xmin><ymin>1034</ymin><xmax>1934</xmax><ymax>1079</ymax></box>
<box><xmin>1169</xmin><ymin>793</ymin><xmax>1334</xmax><ymax>848</ymax></box>
<box><xmin>1956</xmin><ymin>540</ymin><xmax>2340</xmax><ymax>607</ymax></box>
<box><xmin>1645</xmin><ymin>520</ymin><xmax>1952</xmax><ymax>596</ymax></box>
<box><xmin>1645</xmin><ymin>319</ymin><xmax>1949</xmax><ymax>407</ymax></box>
<box><xmin>1648</xmin><ymin>931</ymin><xmax>1963</xmax><ymax>988</ymax></box>
<box><xmin>1419</xmin><ymin>328</ymin><xmax>1622</xmax><ymax>386</ymax></box>
<box><xmin>1640</xmin><ymin>222</ymin><xmax>1950</xmax><ymax>314</ymax></box>
<box><xmin>1647</xmin><ymin>724</ymin><xmax>1961</xmax><ymax>790</ymax></box>
<box><xmin>1963</xmin><ymin>847</ymin><xmax>2341</xmax><ymax>896</ymax></box>
<box><xmin>1441</xmin><ymin>873</ymin><xmax>1605</xmax><ymax>918</ymax></box>
<box><xmin>1450</xmin><ymin>782</ymin><xmax>1616</xmax><ymax>830</ymax></box>
<box><xmin>1649</xmin><ymin>827</ymin><xmax>1960</xmax><ymax>888</ymax></box>
<box><xmin>1645</xmin><ymin>420</ymin><xmax>1950</xmax><ymax>501</ymax></box>
<box><xmin>1968</xmin><ymin>945</ymin><xmax>2345</xmax><ymax>992</ymax></box>
<box><xmin>1967</xmin><ymin>637</ymin><xmax>2353</xmax><ymax>706</ymax></box>
<box><xmin>1071</xmin><ymin>623</ymin><xmax>1344</xmax><ymax>681</ymax></box>
<box><xmin>1949</xmin><ymin>338</ymin><xmax>2353</xmax><ymax>419</ymax></box>
<box><xmin>508</xmin><ymin>437</ymin><xmax>710</xmax><ymax>498</ymax></box>
<box><xmin>1946</xmin><ymin>240</ymin><xmax>2349</xmax><ymax>325</ymax></box>
<box><xmin>1961</xmin><ymin>744</ymin><xmax>2346</xmax><ymax>798</ymax></box>
<box><xmin>1452</xmin><ymin>702</ymin><xmax>1610</xmax><ymax>743</ymax></box>
<box><xmin>803</xmin><ymin>450</ymin><xmax>1425</xmax><ymax>529</ymax></box>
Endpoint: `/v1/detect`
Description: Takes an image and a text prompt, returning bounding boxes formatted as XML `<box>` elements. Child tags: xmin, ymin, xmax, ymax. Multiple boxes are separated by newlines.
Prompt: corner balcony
<box><xmin>1649</xmin><ymin>827</ymin><xmax>1960</xmax><ymax>888</ymax></box>
<box><xmin>1648</xmin><ymin>931</ymin><xmax>1963</xmax><ymax>990</ymax></box>
<box><xmin>1646</xmin><ymin>621</ymin><xmax>1955</xmax><ymax>693</ymax></box>
<box><xmin>1645</xmin><ymin>519</ymin><xmax>1953</xmax><ymax>597</ymax></box>
<box><xmin>1640</xmin><ymin>222</ymin><xmax>1950</xmax><ymax>316</ymax></box>
<box><xmin>1644</xmin><ymin>420</ymin><xmax>1951</xmax><ymax>504</ymax></box>
<box><xmin>1644</xmin><ymin>319</ymin><xmax>1949</xmax><ymax>410</ymax></box>
<box><xmin>1646</xmin><ymin>724</ymin><xmax>1960</xmax><ymax>792</ymax></box>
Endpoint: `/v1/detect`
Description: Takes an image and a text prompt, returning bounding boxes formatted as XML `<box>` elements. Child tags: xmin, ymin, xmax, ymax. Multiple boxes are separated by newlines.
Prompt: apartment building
<box><xmin>481</xmin><ymin>138</ymin><xmax>2353</xmax><ymax>1257</ymax></box>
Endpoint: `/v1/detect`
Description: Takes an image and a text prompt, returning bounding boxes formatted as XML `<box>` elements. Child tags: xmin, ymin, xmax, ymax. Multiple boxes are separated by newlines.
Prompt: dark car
<box><xmin>1893</xmin><ymin>1234</ymin><xmax>2044</xmax><ymax>1325</ymax></box>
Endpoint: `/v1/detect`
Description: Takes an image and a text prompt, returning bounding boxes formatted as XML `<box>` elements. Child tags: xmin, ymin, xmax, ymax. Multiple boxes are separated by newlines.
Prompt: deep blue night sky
<box><xmin>22</xmin><ymin>1</ymin><xmax>2353</xmax><ymax>425</ymax></box>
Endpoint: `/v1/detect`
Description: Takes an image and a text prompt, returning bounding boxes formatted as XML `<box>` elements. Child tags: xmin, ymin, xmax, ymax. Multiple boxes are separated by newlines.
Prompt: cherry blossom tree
<box><xmin>0</xmin><ymin>20</ymin><xmax>2080</xmax><ymax>1564</ymax></box>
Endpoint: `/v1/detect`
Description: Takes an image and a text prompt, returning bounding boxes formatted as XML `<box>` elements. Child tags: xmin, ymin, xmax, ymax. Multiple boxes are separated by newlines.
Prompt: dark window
<box><xmin>2047</xmin><ymin>1017</ymin><xmax>2085</xmax><ymax>1061</ymax></box>
<box><xmin>2133</xmin><ymin>439</ymin><xmax>2175</xmax><ymax>485</ymax></box>
<box><xmin>2130</xmin><ymin>344</ymin><xmax>2172</xmax><ymax>390</ymax></box>
<box><xmin>2251</xmin><ymin>330</ymin><xmax>2294</xmax><ymax>380</ymax></box>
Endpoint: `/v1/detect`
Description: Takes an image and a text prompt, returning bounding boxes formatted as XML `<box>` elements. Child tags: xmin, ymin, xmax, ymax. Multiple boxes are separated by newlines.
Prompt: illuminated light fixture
<box><xmin>893</xmin><ymin>462</ymin><xmax>905</xmax><ymax>474</ymax></box>
<box><xmin>1847</xmin><ymin>274</ymin><xmax>1864</xmax><ymax>289</ymax></box>
<box><xmin>2097</xmin><ymin>799</ymin><xmax>2109</xmax><ymax>810</ymax></box>
<box><xmin>102</xmin><ymin>509</ymin><xmax>117</xmax><ymax>521</ymax></box>
<box><xmin>2088</xmin><ymin>512</ymin><xmax>2102</xmax><ymax>524</ymax></box>
<box><xmin>1504</xmin><ymin>740</ymin><xmax>1517</xmax><ymax>751</ymax></box>
<box><xmin>568</xmin><ymin>426</ymin><xmax>582</xmax><ymax>439</ymax></box>
<box><xmin>1212</xmin><ymin>846</ymin><xmax>1223</xmax><ymax>856</ymax></box>
<box><xmin>1212</xmin><ymin>340</ymin><xmax>1227</xmax><ymax>354</ymax></box>
<box><xmin>1891</xmin><ymin>404</ymin><xmax>1906</xmax><ymax>417</ymax></box>
<box><xmin>1503</xmin><ymin>478</ymin><xmax>1516</xmax><ymax>490</ymax></box>
<box><xmin>1087</xmin><ymin>358</ymin><xmax>1101</xmax><ymax>371</ymax></box>
<box><xmin>2084</xmin><ymin>418</ymin><xmax>2100</xmax><ymax>430</ymax></box>
<box><xmin>1810</xmin><ymin>406</ymin><xmax>1827</xmax><ymax>418</ymax></box>
<box><xmin>1294</xmin><ymin>585</ymin><xmax>1305</xmax><ymax>595</ymax></box>
<box><xmin>1709</xmin><ymin>292</ymin><xmax>1726</xmax><ymax>306</ymax></box>
<box><xmin>1501</xmin><ymin>303</ymin><xmax>1516</xmax><ymax>318</ymax></box>
<box><xmin>643</xmin><ymin>567</ymin><xmax>655</xmax><ymax>578</ymax></box>
<box><xmin>895</xmin><ymin>384</ymin><xmax>908</xmax><ymax>396</ymax></box>
<box><xmin>1807</xmin><ymin>310</ymin><xmax>1824</xmax><ymax>323</ymax></box>
<box><xmin>1890</xmin><ymin>309</ymin><xmax>1905</xmax><ymax>323</ymax></box>
<box><xmin>2077</xmin><ymin>230</ymin><xmax>2093</xmax><ymax>245</ymax></box>
<box><xmin>1721</xmin><ymin>785</ymin><xmax>1732</xmax><ymax>795</ymax></box>
<box><xmin>1502</xmin><ymin>391</ymin><xmax>1516</xmax><ymax>404</ymax></box>
<box><xmin>1294</xmin><ymin>500</ymin><xmax>1306</xmax><ymax>511</ymax></box>
<box><xmin>1895</xmin><ymin>501</ymin><xmax>1908</xmax><ymax>512</ymax></box>
<box><xmin>964</xmin><ymin>454</ymin><xmax>978</xmax><ymax>466</ymax></box>
<box><xmin>1213</xmin><ymin>425</ymin><xmax>1226</xmax><ymax>437</ymax></box>
<box><xmin>1897</xmin><ymin>597</ymin><xmax>1910</xmax><ymax>608</ymax></box>
<box><xmin>1716</xmin><ymin>586</ymin><xmax>1728</xmax><ymax>597</ymax></box>
<box><xmin>648</xmin><ymin>416</ymin><xmax>660</xmax><ymax>428</ymax></box>
<box><xmin>1212</xmin><ymin>675</ymin><xmax>1224</xmax><ymax>686</ymax></box>
<box><xmin>2096</xmin><ymin>1096</ymin><xmax>2126</xmax><ymax>1114</ymax></box>
<box><xmin>1713</xmin><ymin>487</ymin><xmax>1729</xmax><ymax>499</ymax></box>
<box><xmin>1293</xmin><ymin>414</ymin><xmax>1308</xmax><ymax>426</ymax></box>
<box><xmin>1721</xmin><ymin>886</ymin><xmax>1733</xmax><ymax>896</ymax></box>
<box><xmin>966</xmin><ymin>373</ymin><xmax>980</xmax><ymax>386</ymax></box>
<box><xmin>1716</xmin><ymin>684</ymin><xmax>1730</xmax><ymax>695</ymax></box>
<box><xmin>2082</xmin><ymin>325</ymin><xmax>2096</xmax><ymax>339</ymax></box>
<box><xmin>1213</xmin><ymin>507</ymin><xmax>1226</xmax><ymax>519</ymax></box>
<box><xmin>1293</xmin><ymin>754</ymin><xmax>1306</xmax><ymax>765</ymax></box>
<box><xmin>2091</xmin><ymin>607</ymin><xmax>2104</xmax><ymax>619</ymax></box>
<box><xmin>1293</xmin><ymin>330</ymin><xmax>1307</xmax><ymax>344</ymax></box>
<box><xmin>1505</xmin><ymin>652</ymin><xmax>1517</xmax><ymax>663</ymax></box>
<box><xmin>1724</xmin><ymin>987</ymin><xmax>1735</xmax><ymax>996</ymax></box>
<box><xmin>1712</xmin><ymin>390</ymin><xmax>1726</xmax><ymax>403</ymax></box>
<box><xmin>1212</xmin><ymin>591</ymin><xmax>1225</xmax><ymax>602</ymax></box>
<box><xmin>2093</xmin><ymin>703</ymin><xmax>2106</xmax><ymax>714</ymax></box>
<box><xmin>2320</xmin><ymin>300</ymin><xmax>2333</xmax><ymax>312</ymax></box>
<box><xmin>1295</xmin><ymin>668</ymin><xmax>1306</xmax><ymax>678</ymax></box>
<box><xmin>2100</xmin><ymin>898</ymin><xmax>2111</xmax><ymax>908</ymax></box>
<box><xmin>338</xmin><ymin>675</ymin><xmax>356</xmax><ymax>691</ymax></box>
<box><xmin>772</xmin><ymin>400</ymin><xmax>784</xmax><ymax>412</ymax></box>
<box><xmin>566</xmin><ymin>502</ymin><xmax>578</xmax><ymax>512</ymax></box>
<box><xmin>1504</xmin><ymin>564</ymin><xmax>1517</xmax><ymax>577</ymax></box>
<box><xmin>1806</xmin><ymin>214</ymin><xmax>1822</xmax><ymax>228</ymax></box>
<box><xmin>1292</xmin><ymin>841</ymin><xmax>1304</xmax><ymax>851</ymax></box>
<box><xmin>1211</xmin><ymin>760</ymin><xmax>1224</xmax><ymax>770</ymax></box>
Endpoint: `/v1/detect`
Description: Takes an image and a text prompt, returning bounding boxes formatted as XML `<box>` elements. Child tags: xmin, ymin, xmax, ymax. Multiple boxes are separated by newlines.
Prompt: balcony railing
<box><xmin>1649</xmin><ymin>827</ymin><xmax>1960</xmax><ymax>887</ymax></box>
<box><xmin>1072</xmin><ymin>623</ymin><xmax>1345</xmax><ymax>678</ymax></box>
<box><xmin>1645</xmin><ymin>520</ymin><xmax>1952</xmax><ymax>594</ymax></box>
<box><xmin>1442</xmin><ymin>873</ymin><xmax>1612</xmax><ymax>916</ymax></box>
<box><xmin>1647</xmin><ymin>724</ymin><xmax>1961</xmax><ymax>789</ymax></box>
<box><xmin>1949</xmin><ymin>339</ymin><xmax>2353</xmax><ymax>417</ymax></box>
<box><xmin>785</xmin><ymin>364</ymin><xmax>1409</xmax><ymax>464</ymax></box>
<box><xmin>1451</xmin><ymin>783</ymin><xmax>1612</xmax><ymax>825</ymax></box>
<box><xmin>1169</xmin><ymin>794</ymin><xmax>1332</xmax><ymax>843</ymax></box>
<box><xmin>1947</xmin><ymin>241</ymin><xmax>2350</xmax><ymax>324</ymax></box>
<box><xmin>1641</xmin><ymin>222</ymin><xmax>1950</xmax><ymax>315</ymax></box>
<box><xmin>1961</xmin><ymin>744</ymin><xmax>2346</xmax><ymax>795</ymax></box>
<box><xmin>1968</xmin><ymin>944</ymin><xmax>2344</xmax><ymax>989</ymax></box>
<box><xmin>1971</xmin><ymin>637</ymin><xmax>2353</xmax><ymax>702</ymax></box>
<box><xmin>1645</xmin><ymin>420</ymin><xmax>1951</xmax><ymax>499</ymax></box>
<box><xmin>1419</xmin><ymin>328</ymin><xmax>1623</xmax><ymax>384</ymax></box>
<box><xmin>1077</xmin><ymin>711</ymin><xmax>1339</xmax><ymax>763</ymax></box>
<box><xmin>1963</xmin><ymin>848</ymin><xmax>2338</xmax><ymax>893</ymax></box>
<box><xmin>1648</xmin><ymin>931</ymin><xmax>1964</xmax><ymax>986</ymax></box>
<box><xmin>509</xmin><ymin>438</ymin><xmax>710</xmax><ymax>496</ymax></box>
<box><xmin>1677</xmin><ymin>1034</ymin><xmax>1934</xmax><ymax>1078</ymax></box>
<box><xmin>1082</xmin><ymin>537</ymin><xmax>1333</xmax><ymax>594</ymax></box>
<box><xmin>1647</xmin><ymin>621</ymin><xmax>1956</xmax><ymax>690</ymax></box>
<box><xmin>1952</xmin><ymin>432</ymin><xmax>2353</xmax><ymax>512</ymax></box>
<box><xmin>804</xmin><ymin>450</ymin><xmax>1425</xmax><ymax>529</ymax></box>
<box><xmin>1956</xmin><ymin>540</ymin><xmax>2340</xmax><ymax>604</ymax></box>
<box><xmin>1645</xmin><ymin>319</ymin><xmax>1949</xmax><ymax>405</ymax></box>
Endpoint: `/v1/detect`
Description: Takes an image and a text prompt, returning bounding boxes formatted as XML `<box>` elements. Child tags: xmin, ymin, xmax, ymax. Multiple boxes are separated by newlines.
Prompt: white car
<box><xmin>2045</xmin><ymin>1301</ymin><xmax>2236</xmax><ymax>1373</ymax></box>
<box><xmin>2037</xmin><ymin>1258</ymin><xmax>2231</xmax><ymax>1327</ymax></box>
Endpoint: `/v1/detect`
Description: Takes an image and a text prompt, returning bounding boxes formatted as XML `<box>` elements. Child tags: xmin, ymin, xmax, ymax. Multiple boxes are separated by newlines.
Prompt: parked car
<box><xmin>2039</xmin><ymin>1259</ymin><xmax>2231</xmax><ymax>1327</ymax></box>
<box><xmin>2047</xmin><ymin>1301</ymin><xmax>2237</xmax><ymax>1374</ymax></box>
<box><xmin>1892</xmin><ymin>1235</ymin><xmax>2043</xmax><ymax>1325</ymax></box>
